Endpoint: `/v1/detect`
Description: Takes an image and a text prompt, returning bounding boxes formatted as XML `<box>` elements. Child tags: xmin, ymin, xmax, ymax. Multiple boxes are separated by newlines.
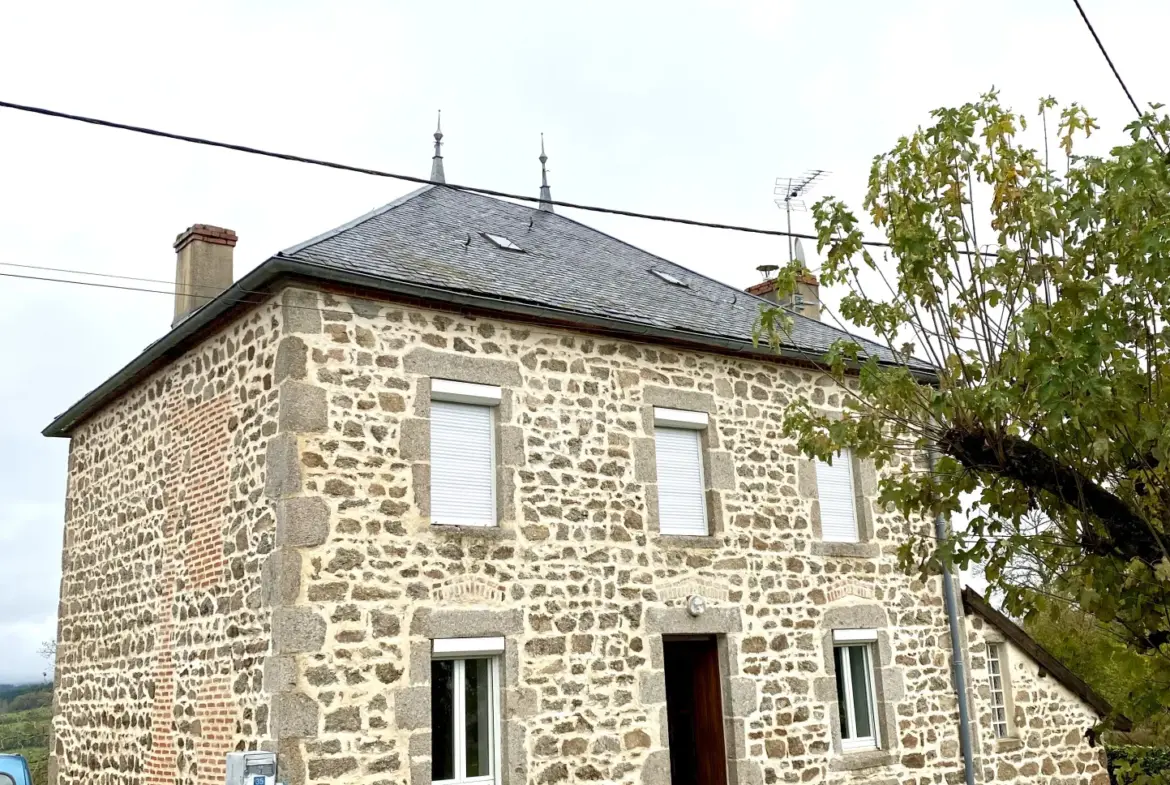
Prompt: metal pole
<box><xmin>786</xmin><ymin>197</ymin><xmax>794</xmax><ymax>264</ymax></box>
<box><xmin>929</xmin><ymin>448</ymin><xmax>977</xmax><ymax>785</ymax></box>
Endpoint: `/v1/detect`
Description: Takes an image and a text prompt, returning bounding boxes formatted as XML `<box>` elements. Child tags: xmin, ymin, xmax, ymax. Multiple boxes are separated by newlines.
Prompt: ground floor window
<box><xmin>833</xmin><ymin>630</ymin><xmax>880</xmax><ymax>751</ymax></box>
<box><xmin>432</xmin><ymin>638</ymin><xmax>501</xmax><ymax>785</ymax></box>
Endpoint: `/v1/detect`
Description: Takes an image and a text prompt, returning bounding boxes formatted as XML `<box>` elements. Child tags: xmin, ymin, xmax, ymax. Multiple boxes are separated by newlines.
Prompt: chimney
<box><xmin>172</xmin><ymin>224</ymin><xmax>237</xmax><ymax>327</ymax></box>
<box><xmin>746</xmin><ymin>270</ymin><xmax>821</xmax><ymax>320</ymax></box>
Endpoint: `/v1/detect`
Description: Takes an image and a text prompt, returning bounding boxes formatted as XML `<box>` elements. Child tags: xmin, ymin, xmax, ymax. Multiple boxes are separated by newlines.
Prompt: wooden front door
<box><xmin>663</xmin><ymin>637</ymin><xmax>729</xmax><ymax>785</ymax></box>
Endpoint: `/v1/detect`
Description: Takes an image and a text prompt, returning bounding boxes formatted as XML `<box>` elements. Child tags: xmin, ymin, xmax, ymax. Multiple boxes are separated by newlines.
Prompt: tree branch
<box><xmin>937</xmin><ymin>425</ymin><xmax>1161</xmax><ymax>563</ymax></box>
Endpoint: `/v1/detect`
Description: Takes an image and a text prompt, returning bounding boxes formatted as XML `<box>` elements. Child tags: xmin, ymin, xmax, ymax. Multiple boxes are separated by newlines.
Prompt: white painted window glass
<box><xmin>834</xmin><ymin>643</ymin><xmax>879</xmax><ymax>750</ymax></box>
<box><xmin>432</xmin><ymin>657</ymin><xmax>500</xmax><ymax>785</ymax></box>
<box><xmin>654</xmin><ymin>427</ymin><xmax>708</xmax><ymax>535</ymax></box>
<box><xmin>987</xmin><ymin>643</ymin><xmax>1009</xmax><ymax>738</ymax></box>
<box><xmin>816</xmin><ymin>450</ymin><xmax>859</xmax><ymax>542</ymax></box>
<box><xmin>431</xmin><ymin>401</ymin><xmax>496</xmax><ymax>526</ymax></box>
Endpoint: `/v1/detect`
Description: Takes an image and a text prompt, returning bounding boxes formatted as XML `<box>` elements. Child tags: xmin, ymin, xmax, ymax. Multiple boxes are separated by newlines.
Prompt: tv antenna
<box><xmin>774</xmin><ymin>169</ymin><xmax>829</xmax><ymax>264</ymax></box>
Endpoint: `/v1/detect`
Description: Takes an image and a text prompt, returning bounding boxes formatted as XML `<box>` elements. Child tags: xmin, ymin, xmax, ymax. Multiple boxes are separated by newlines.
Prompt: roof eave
<box><xmin>42</xmin><ymin>257</ymin><xmax>303</xmax><ymax>438</ymax></box>
<box><xmin>43</xmin><ymin>256</ymin><xmax>934</xmax><ymax>437</ymax></box>
<box><xmin>271</xmin><ymin>257</ymin><xmax>936</xmax><ymax>381</ymax></box>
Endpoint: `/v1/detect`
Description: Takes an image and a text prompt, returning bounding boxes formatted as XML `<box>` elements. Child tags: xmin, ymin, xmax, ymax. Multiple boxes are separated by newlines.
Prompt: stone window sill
<box><xmin>829</xmin><ymin>749</ymin><xmax>895</xmax><ymax>772</ymax></box>
<box><xmin>811</xmin><ymin>541</ymin><xmax>880</xmax><ymax>558</ymax></box>
<box><xmin>655</xmin><ymin>534</ymin><xmax>722</xmax><ymax>549</ymax></box>
<box><xmin>995</xmin><ymin>737</ymin><xmax>1023</xmax><ymax>752</ymax></box>
<box><xmin>429</xmin><ymin>523</ymin><xmax>515</xmax><ymax>540</ymax></box>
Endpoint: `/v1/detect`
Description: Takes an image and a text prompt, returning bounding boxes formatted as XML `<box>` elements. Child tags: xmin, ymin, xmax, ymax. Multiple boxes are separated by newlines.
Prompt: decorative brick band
<box><xmin>658</xmin><ymin>579</ymin><xmax>730</xmax><ymax>603</ymax></box>
<box><xmin>432</xmin><ymin>574</ymin><xmax>507</xmax><ymax>604</ymax></box>
<box><xmin>826</xmin><ymin>579</ymin><xmax>877</xmax><ymax>603</ymax></box>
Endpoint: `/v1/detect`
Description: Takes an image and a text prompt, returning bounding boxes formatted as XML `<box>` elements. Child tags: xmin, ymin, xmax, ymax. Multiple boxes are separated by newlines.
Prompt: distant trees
<box><xmin>1026</xmin><ymin>604</ymin><xmax>1170</xmax><ymax>745</ymax></box>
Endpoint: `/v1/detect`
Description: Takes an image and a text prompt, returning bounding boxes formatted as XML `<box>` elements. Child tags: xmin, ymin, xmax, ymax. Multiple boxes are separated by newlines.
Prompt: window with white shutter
<box><xmin>653</xmin><ymin>407</ymin><xmax>709</xmax><ymax>536</ymax></box>
<box><xmin>430</xmin><ymin>380</ymin><xmax>500</xmax><ymax>527</ymax></box>
<box><xmin>815</xmin><ymin>450</ymin><xmax>859</xmax><ymax>542</ymax></box>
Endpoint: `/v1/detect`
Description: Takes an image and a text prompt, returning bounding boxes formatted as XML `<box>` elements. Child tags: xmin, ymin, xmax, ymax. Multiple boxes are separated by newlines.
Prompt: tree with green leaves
<box><xmin>761</xmin><ymin>89</ymin><xmax>1170</xmax><ymax>728</ymax></box>
<box><xmin>1025</xmin><ymin>601</ymin><xmax>1170</xmax><ymax>744</ymax></box>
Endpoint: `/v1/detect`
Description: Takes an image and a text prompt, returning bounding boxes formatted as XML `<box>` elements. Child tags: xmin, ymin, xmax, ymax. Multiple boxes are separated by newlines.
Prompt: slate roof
<box><xmin>45</xmin><ymin>184</ymin><xmax>931</xmax><ymax>436</ymax></box>
<box><xmin>282</xmin><ymin>185</ymin><xmax>910</xmax><ymax>366</ymax></box>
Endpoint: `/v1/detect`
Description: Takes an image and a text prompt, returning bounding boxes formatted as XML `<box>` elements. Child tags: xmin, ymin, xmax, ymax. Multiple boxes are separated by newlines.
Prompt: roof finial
<box><xmin>430</xmin><ymin>110</ymin><xmax>446</xmax><ymax>185</ymax></box>
<box><xmin>538</xmin><ymin>133</ymin><xmax>554</xmax><ymax>212</ymax></box>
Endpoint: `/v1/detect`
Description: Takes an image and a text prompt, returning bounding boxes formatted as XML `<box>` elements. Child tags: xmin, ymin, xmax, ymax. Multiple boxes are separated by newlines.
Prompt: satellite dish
<box><xmin>794</xmin><ymin>238</ymin><xmax>807</xmax><ymax>265</ymax></box>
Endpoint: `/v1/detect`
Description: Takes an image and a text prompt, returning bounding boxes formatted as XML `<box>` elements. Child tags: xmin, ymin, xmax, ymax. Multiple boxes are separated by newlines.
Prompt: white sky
<box><xmin>0</xmin><ymin>0</ymin><xmax>1163</xmax><ymax>683</ymax></box>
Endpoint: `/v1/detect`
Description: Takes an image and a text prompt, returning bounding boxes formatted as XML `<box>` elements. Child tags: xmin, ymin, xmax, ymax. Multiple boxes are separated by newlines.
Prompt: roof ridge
<box><xmin>282</xmin><ymin>185</ymin><xmax>435</xmax><ymax>256</ymax></box>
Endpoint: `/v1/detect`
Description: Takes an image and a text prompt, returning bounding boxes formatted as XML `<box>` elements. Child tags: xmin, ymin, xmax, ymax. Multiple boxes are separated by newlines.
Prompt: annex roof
<box><xmin>962</xmin><ymin>587</ymin><xmax>1130</xmax><ymax>731</ymax></box>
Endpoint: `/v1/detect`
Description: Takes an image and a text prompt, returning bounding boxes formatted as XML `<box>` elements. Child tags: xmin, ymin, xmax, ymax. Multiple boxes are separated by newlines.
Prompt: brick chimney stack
<box><xmin>746</xmin><ymin>270</ymin><xmax>821</xmax><ymax>321</ymax></box>
<box><xmin>172</xmin><ymin>224</ymin><xmax>237</xmax><ymax>327</ymax></box>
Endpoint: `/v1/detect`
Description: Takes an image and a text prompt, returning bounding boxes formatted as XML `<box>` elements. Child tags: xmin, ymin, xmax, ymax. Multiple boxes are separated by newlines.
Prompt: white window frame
<box><xmin>653</xmin><ymin>407</ymin><xmax>709</xmax><ymax>429</ymax></box>
<box><xmin>815</xmin><ymin>449</ymin><xmax>860</xmax><ymax>543</ymax></box>
<box><xmin>986</xmin><ymin>643</ymin><xmax>1010</xmax><ymax>738</ymax></box>
<box><xmin>652</xmin><ymin>407</ymin><xmax>709</xmax><ymax>536</ymax></box>
<box><xmin>433</xmin><ymin>636</ymin><xmax>505</xmax><ymax>658</ymax></box>
<box><xmin>431</xmin><ymin>379</ymin><xmax>502</xmax><ymax>406</ymax></box>
<box><xmin>833</xmin><ymin>636</ymin><xmax>880</xmax><ymax>752</ymax></box>
<box><xmin>431</xmin><ymin>642</ymin><xmax>503</xmax><ymax>785</ymax></box>
<box><xmin>430</xmin><ymin>380</ymin><xmax>501</xmax><ymax>528</ymax></box>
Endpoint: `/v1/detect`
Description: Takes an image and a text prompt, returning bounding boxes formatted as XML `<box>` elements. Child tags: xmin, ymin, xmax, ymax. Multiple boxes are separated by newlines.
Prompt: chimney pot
<box><xmin>172</xmin><ymin>224</ymin><xmax>237</xmax><ymax>327</ymax></box>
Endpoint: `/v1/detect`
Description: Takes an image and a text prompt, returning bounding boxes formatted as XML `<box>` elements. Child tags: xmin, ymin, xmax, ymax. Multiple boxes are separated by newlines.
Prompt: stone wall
<box><xmin>51</xmin><ymin>279</ymin><xmax>1113</xmax><ymax>785</ymax></box>
<box><xmin>50</xmin><ymin>296</ymin><xmax>283</xmax><ymax>785</ymax></box>
<box><xmin>965</xmin><ymin>615</ymin><xmax>1109</xmax><ymax>784</ymax></box>
<box><xmin>265</xmin><ymin>285</ymin><xmax>981</xmax><ymax>785</ymax></box>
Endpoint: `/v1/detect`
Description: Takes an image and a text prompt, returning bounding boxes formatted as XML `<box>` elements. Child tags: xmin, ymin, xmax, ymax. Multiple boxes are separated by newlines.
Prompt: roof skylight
<box><xmin>650</xmin><ymin>269</ymin><xmax>689</xmax><ymax>287</ymax></box>
<box><xmin>482</xmin><ymin>232</ymin><xmax>523</xmax><ymax>252</ymax></box>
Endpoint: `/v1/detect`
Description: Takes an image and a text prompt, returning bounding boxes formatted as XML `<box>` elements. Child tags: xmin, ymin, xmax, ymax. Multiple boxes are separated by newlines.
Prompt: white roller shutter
<box><xmin>654</xmin><ymin>427</ymin><xmax>708</xmax><ymax>535</ymax></box>
<box><xmin>816</xmin><ymin>450</ymin><xmax>859</xmax><ymax>542</ymax></box>
<box><xmin>431</xmin><ymin>400</ymin><xmax>495</xmax><ymax>526</ymax></box>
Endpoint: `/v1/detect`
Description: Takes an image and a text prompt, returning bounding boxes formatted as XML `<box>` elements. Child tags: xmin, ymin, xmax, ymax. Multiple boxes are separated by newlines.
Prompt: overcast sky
<box><xmin>0</xmin><ymin>0</ymin><xmax>1165</xmax><ymax>683</ymax></box>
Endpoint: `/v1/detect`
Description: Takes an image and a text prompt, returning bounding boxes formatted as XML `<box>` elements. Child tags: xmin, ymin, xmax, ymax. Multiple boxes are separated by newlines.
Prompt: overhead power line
<box><xmin>1070</xmin><ymin>0</ymin><xmax>1165</xmax><ymax>153</ymax></box>
<box><xmin>0</xmin><ymin>98</ymin><xmax>1094</xmax><ymax>260</ymax></box>
<box><xmin>1071</xmin><ymin>0</ymin><xmax>1143</xmax><ymax>120</ymax></box>
<box><xmin>0</xmin><ymin>98</ymin><xmax>830</xmax><ymax>243</ymax></box>
<box><xmin>0</xmin><ymin>269</ymin><xmax>344</xmax><ymax>316</ymax></box>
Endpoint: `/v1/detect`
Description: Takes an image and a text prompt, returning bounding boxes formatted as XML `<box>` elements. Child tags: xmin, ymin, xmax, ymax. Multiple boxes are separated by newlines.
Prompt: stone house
<box><xmin>44</xmin><ymin>137</ymin><xmax>1122</xmax><ymax>785</ymax></box>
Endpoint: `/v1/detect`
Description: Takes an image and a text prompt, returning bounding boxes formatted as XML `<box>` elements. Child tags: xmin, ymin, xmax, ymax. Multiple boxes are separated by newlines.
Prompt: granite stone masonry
<box><xmin>262</xmin><ymin>286</ymin><xmax>1111</xmax><ymax>785</ymax></box>
<box><xmin>49</xmin><ymin>296</ymin><xmax>283</xmax><ymax>785</ymax></box>
<box><xmin>48</xmin><ymin>282</ymin><xmax>1112</xmax><ymax>785</ymax></box>
<box><xmin>965</xmin><ymin>617</ymin><xmax>1109</xmax><ymax>784</ymax></box>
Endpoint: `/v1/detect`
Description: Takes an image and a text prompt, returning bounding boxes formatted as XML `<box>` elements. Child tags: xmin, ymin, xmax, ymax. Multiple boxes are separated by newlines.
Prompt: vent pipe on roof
<box><xmin>431</xmin><ymin>110</ymin><xmax>446</xmax><ymax>185</ymax></box>
<box><xmin>538</xmin><ymin>133</ymin><xmax>554</xmax><ymax>212</ymax></box>
<box><xmin>172</xmin><ymin>224</ymin><xmax>237</xmax><ymax>327</ymax></box>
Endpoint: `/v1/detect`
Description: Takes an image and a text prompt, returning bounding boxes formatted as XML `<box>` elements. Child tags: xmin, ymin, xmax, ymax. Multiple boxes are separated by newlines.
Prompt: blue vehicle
<box><xmin>0</xmin><ymin>755</ymin><xmax>31</xmax><ymax>785</ymax></box>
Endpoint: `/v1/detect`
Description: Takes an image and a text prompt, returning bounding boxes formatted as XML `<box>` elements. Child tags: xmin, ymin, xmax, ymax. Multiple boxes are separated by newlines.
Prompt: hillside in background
<box><xmin>0</xmin><ymin>684</ymin><xmax>52</xmax><ymax>785</ymax></box>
